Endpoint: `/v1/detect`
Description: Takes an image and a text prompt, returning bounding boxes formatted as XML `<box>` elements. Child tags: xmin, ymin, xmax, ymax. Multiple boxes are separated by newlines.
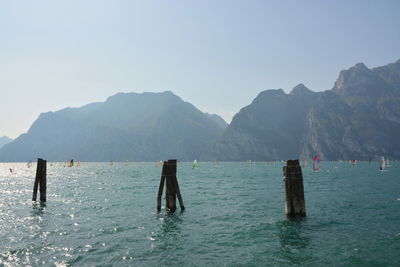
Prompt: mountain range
<box><xmin>207</xmin><ymin>59</ymin><xmax>400</xmax><ymax>160</ymax></box>
<box><xmin>0</xmin><ymin>136</ymin><xmax>12</xmax><ymax>149</ymax></box>
<box><xmin>0</xmin><ymin>59</ymin><xmax>399</xmax><ymax>161</ymax></box>
<box><xmin>0</xmin><ymin>92</ymin><xmax>225</xmax><ymax>161</ymax></box>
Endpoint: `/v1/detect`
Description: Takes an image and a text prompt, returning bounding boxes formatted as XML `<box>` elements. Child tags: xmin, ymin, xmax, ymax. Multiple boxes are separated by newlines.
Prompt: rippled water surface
<box><xmin>1</xmin><ymin>161</ymin><xmax>399</xmax><ymax>266</ymax></box>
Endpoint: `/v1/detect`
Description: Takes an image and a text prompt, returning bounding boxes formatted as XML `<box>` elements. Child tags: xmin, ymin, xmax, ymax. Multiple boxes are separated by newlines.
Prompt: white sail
<box><xmin>380</xmin><ymin>156</ymin><xmax>386</xmax><ymax>170</ymax></box>
<box><xmin>192</xmin><ymin>159</ymin><xmax>198</xmax><ymax>169</ymax></box>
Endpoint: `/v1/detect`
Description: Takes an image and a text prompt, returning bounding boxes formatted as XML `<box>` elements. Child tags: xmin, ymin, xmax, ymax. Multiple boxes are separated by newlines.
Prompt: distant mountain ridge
<box><xmin>0</xmin><ymin>136</ymin><xmax>12</xmax><ymax>149</ymax></box>
<box><xmin>0</xmin><ymin>91</ymin><xmax>224</xmax><ymax>161</ymax></box>
<box><xmin>207</xmin><ymin>59</ymin><xmax>400</xmax><ymax>160</ymax></box>
<box><xmin>1</xmin><ymin>59</ymin><xmax>399</xmax><ymax>161</ymax></box>
<box><xmin>204</xmin><ymin>113</ymin><xmax>228</xmax><ymax>129</ymax></box>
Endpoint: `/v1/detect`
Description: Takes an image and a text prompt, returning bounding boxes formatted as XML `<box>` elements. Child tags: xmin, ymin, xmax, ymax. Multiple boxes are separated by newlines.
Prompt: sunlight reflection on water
<box><xmin>0</xmin><ymin>161</ymin><xmax>399</xmax><ymax>266</ymax></box>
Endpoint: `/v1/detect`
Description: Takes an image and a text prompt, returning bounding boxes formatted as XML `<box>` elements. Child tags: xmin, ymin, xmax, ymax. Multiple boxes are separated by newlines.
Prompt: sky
<box><xmin>1</xmin><ymin>0</ymin><xmax>399</xmax><ymax>139</ymax></box>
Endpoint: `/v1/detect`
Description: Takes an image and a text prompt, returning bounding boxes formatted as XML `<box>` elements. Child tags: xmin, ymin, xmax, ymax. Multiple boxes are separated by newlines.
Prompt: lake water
<box><xmin>0</xmin><ymin>161</ymin><xmax>399</xmax><ymax>266</ymax></box>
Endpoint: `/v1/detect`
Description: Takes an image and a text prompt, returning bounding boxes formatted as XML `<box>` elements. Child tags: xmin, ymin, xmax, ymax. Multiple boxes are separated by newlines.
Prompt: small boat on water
<box><xmin>192</xmin><ymin>159</ymin><xmax>199</xmax><ymax>169</ymax></box>
<box><xmin>313</xmin><ymin>155</ymin><xmax>320</xmax><ymax>172</ymax></box>
<box><xmin>380</xmin><ymin>156</ymin><xmax>386</xmax><ymax>171</ymax></box>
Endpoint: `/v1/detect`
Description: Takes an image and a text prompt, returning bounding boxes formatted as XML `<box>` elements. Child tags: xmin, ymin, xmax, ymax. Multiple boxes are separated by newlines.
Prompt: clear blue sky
<box><xmin>1</xmin><ymin>0</ymin><xmax>399</xmax><ymax>138</ymax></box>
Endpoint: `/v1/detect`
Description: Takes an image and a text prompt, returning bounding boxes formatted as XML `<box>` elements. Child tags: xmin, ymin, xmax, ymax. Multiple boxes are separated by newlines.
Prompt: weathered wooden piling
<box><xmin>156</xmin><ymin>159</ymin><xmax>185</xmax><ymax>212</ymax></box>
<box><xmin>32</xmin><ymin>158</ymin><xmax>47</xmax><ymax>202</ymax></box>
<box><xmin>165</xmin><ymin>160</ymin><xmax>177</xmax><ymax>212</ymax></box>
<box><xmin>283</xmin><ymin>159</ymin><xmax>306</xmax><ymax>218</ymax></box>
<box><xmin>173</xmin><ymin>172</ymin><xmax>185</xmax><ymax>211</ymax></box>
<box><xmin>157</xmin><ymin>164</ymin><xmax>167</xmax><ymax>212</ymax></box>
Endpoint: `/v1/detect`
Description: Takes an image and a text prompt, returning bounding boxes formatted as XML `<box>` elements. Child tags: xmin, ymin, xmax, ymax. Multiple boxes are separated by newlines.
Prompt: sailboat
<box><xmin>312</xmin><ymin>155</ymin><xmax>320</xmax><ymax>172</ymax></box>
<box><xmin>380</xmin><ymin>156</ymin><xmax>386</xmax><ymax>171</ymax></box>
<box><xmin>192</xmin><ymin>159</ymin><xmax>199</xmax><ymax>169</ymax></box>
<box><xmin>386</xmin><ymin>158</ymin><xmax>390</xmax><ymax>168</ymax></box>
<box><xmin>302</xmin><ymin>158</ymin><xmax>307</xmax><ymax>167</ymax></box>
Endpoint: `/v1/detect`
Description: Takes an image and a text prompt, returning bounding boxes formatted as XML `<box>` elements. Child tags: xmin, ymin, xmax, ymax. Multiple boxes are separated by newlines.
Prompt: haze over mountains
<box><xmin>1</xmin><ymin>59</ymin><xmax>399</xmax><ymax>161</ymax></box>
<box><xmin>208</xmin><ymin>59</ymin><xmax>400</xmax><ymax>161</ymax></box>
<box><xmin>0</xmin><ymin>92</ymin><xmax>225</xmax><ymax>161</ymax></box>
<box><xmin>0</xmin><ymin>136</ymin><xmax>12</xmax><ymax>150</ymax></box>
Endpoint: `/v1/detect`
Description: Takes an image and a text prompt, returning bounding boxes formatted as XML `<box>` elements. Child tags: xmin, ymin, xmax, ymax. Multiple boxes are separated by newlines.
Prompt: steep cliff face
<box><xmin>299</xmin><ymin>91</ymin><xmax>364</xmax><ymax>160</ymax></box>
<box><xmin>333</xmin><ymin>63</ymin><xmax>396</xmax><ymax>98</ymax></box>
<box><xmin>207</xmin><ymin>85</ymin><xmax>319</xmax><ymax>160</ymax></box>
<box><xmin>209</xmin><ymin>59</ymin><xmax>400</xmax><ymax>160</ymax></box>
<box><xmin>331</xmin><ymin>60</ymin><xmax>400</xmax><ymax>159</ymax></box>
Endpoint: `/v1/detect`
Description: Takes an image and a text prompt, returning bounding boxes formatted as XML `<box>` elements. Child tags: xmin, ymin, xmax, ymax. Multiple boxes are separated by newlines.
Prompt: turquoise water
<box><xmin>0</xmin><ymin>161</ymin><xmax>399</xmax><ymax>266</ymax></box>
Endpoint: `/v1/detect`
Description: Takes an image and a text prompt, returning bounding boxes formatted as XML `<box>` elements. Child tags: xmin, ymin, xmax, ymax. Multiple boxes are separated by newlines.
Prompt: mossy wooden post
<box><xmin>283</xmin><ymin>159</ymin><xmax>306</xmax><ymax>218</ymax></box>
<box><xmin>32</xmin><ymin>158</ymin><xmax>47</xmax><ymax>202</ymax></box>
<box><xmin>156</xmin><ymin>159</ymin><xmax>184</xmax><ymax>212</ymax></box>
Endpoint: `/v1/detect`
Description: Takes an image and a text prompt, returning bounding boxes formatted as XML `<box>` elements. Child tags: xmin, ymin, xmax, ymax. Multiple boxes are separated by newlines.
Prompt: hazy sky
<box><xmin>1</xmin><ymin>0</ymin><xmax>399</xmax><ymax>138</ymax></box>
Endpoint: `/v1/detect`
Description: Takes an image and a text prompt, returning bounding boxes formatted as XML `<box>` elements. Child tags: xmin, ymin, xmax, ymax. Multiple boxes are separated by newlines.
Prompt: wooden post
<box><xmin>32</xmin><ymin>158</ymin><xmax>47</xmax><ymax>202</ymax></box>
<box><xmin>32</xmin><ymin>159</ymin><xmax>41</xmax><ymax>201</ymax></box>
<box><xmin>156</xmin><ymin>159</ymin><xmax>184</xmax><ymax>212</ymax></box>
<box><xmin>283</xmin><ymin>159</ymin><xmax>306</xmax><ymax>218</ymax></box>
<box><xmin>157</xmin><ymin>164</ymin><xmax>167</xmax><ymax>212</ymax></box>
<box><xmin>173</xmin><ymin>174</ymin><xmax>185</xmax><ymax>211</ymax></box>
<box><xmin>166</xmin><ymin>160</ymin><xmax>177</xmax><ymax>212</ymax></box>
<box><xmin>40</xmin><ymin>159</ymin><xmax>47</xmax><ymax>202</ymax></box>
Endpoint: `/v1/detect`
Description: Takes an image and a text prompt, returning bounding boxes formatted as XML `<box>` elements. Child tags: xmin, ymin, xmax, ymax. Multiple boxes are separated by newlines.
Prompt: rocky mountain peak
<box><xmin>332</xmin><ymin>61</ymin><xmax>394</xmax><ymax>98</ymax></box>
<box><xmin>334</xmin><ymin>63</ymin><xmax>370</xmax><ymax>89</ymax></box>
<box><xmin>208</xmin><ymin>59</ymin><xmax>400</xmax><ymax>161</ymax></box>
<box><xmin>0</xmin><ymin>91</ymin><xmax>224</xmax><ymax>161</ymax></box>
<box><xmin>289</xmin><ymin>83</ymin><xmax>313</xmax><ymax>96</ymax></box>
<box><xmin>372</xmin><ymin>59</ymin><xmax>400</xmax><ymax>90</ymax></box>
<box><xmin>354</xmin><ymin>62</ymin><xmax>369</xmax><ymax>70</ymax></box>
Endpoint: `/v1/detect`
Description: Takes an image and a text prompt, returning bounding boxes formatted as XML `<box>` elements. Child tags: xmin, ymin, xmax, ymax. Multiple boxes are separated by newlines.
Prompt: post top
<box><xmin>286</xmin><ymin>159</ymin><xmax>300</xmax><ymax>166</ymax></box>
